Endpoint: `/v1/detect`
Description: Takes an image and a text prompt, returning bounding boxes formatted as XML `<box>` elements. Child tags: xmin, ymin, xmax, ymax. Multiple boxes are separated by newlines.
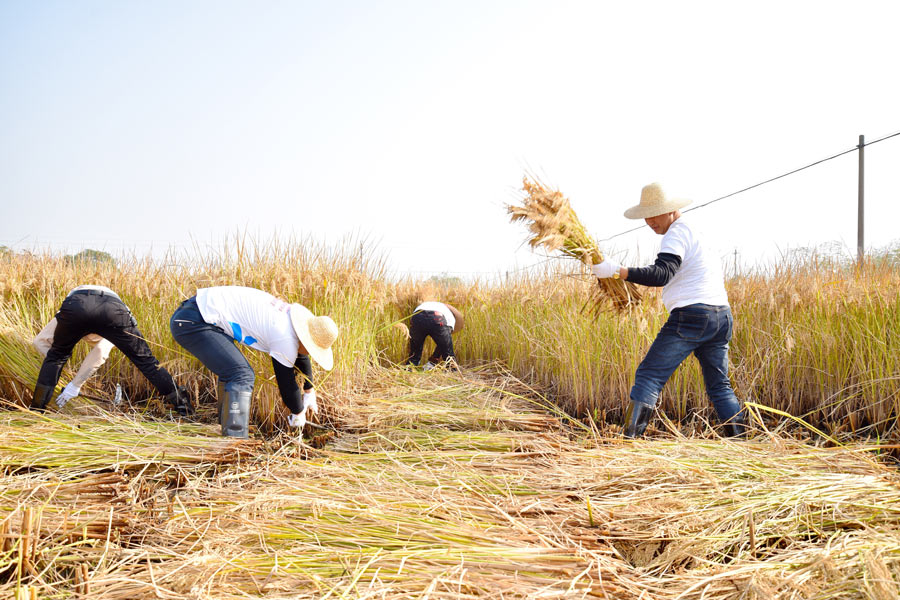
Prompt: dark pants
<box><xmin>170</xmin><ymin>297</ymin><xmax>255</xmax><ymax>395</ymax></box>
<box><xmin>630</xmin><ymin>304</ymin><xmax>743</xmax><ymax>424</ymax></box>
<box><xmin>407</xmin><ymin>310</ymin><xmax>455</xmax><ymax>366</ymax></box>
<box><xmin>37</xmin><ymin>289</ymin><xmax>176</xmax><ymax>395</ymax></box>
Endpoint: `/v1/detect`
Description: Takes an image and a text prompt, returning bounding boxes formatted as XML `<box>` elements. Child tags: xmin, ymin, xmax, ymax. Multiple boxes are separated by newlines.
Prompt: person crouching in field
<box><xmin>591</xmin><ymin>183</ymin><xmax>747</xmax><ymax>438</ymax></box>
<box><xmin>407</xmin><ymin>301</ymin><xmax>463</xmax><ymax>371</ymax></box>
<box><xmin>33</xmin><ymin>316</ymin><xmax>113</xmax><ymax>408</ymax></box>
<box><xmin>170</xmin><ymin>286</ymin><xmax>338</xmax><ymax>438</ymax></box>
<box><xmin>31</xmin><ymin>285</ymin><xmax>193</xmax><ymax>416</ymax></box>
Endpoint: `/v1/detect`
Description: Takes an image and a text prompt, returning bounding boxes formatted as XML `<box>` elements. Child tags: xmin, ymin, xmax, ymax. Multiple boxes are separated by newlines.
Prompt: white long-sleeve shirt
<box><xmin>33</xmin><ymin>318</ymin><xmax>114</xmax><ymax>392</ymax></box>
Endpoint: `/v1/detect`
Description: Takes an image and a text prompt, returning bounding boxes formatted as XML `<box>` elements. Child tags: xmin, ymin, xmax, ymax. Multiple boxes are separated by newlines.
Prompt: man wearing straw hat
<box><xmin>591</xmin><ymin>183</ymin><xmax>747</xmax><ymax>438</ymax></box>
<box><xmin>169</xmin><ymin>286</ymin><xmax>339</xmax><ymax>438</ymax></box>
<box><xmin>30</xmin><ymin>285</ymin><xmax>194</xmax><ymax>416</ymax></box>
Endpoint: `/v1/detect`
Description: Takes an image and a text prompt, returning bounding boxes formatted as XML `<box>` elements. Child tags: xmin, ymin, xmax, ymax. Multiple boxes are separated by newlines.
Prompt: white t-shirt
<box><xmin>196</xmin><ymin>286</ymin><xmax>299</xmax><ymax>368</ymax></box>
<box><xmin>658</xmin><ymin>218</ymin><xmax>729</xmax><ymax>311</ymax></box>
<box><xmin>70</xmin><ymin>285</ymin><xmax>121</xmax><ymax>301</ymax></box>
<box><xmin>415</xmin><ymin>301</ymin><xmax>456</xmax><ymax>330</ymax></box>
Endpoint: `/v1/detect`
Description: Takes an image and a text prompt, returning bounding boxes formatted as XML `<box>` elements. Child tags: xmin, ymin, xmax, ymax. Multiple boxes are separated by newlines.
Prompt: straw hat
<box><xmin>623</xmin><ymin>183</ymin><xmax>692</xmax><ymax>220</ymax></box>
<box><xmin>289</xmin><ymin>305</ymin><xmax>339</xmax><ymax>370</ymax></box>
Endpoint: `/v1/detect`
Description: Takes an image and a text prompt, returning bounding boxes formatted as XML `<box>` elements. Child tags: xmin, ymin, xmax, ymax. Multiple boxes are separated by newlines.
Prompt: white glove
<box><xmin>302</xmin><ymin>389</ymin><xmax>318</xmax><ymax>415</ymax></box>
<box><xmin>591</xmin><ymin>259</ymin><xmax>621</xmax><ymax>279</ymax></box>
<box><xmin>287</xmin><ymin>411</ymin><xmax>307</xmax><ymax>429</ymax></box>
<box><xmin>55</xmin><ymin>382</ymin><xmax>80</xmax><ymax>408</ymax></box>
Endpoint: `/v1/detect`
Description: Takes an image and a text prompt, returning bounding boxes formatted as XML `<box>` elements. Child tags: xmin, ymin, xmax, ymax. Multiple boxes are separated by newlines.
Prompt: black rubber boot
<box><xmin>221</xmin><ymin>389</ymin><xmax>251</xmax><ymax>438</ymax></box>
<box><xmin>623</xmin><ymin>401</ymin><xmax>654</xmax><ymax>439</ymax></box>
<box><xmin>30</xmin><ymin>383</ymin><xmax>55</xmax><ymax>412</ymax></box>
<box><xmin>164</xmin><ymin>386</ymin><xmax>195</xmax><ymax>418</ymax></box>
<box><xmin>721</xmin><ymin>410</ymin><xmax>748</xmax><ymax>438</ymax></box>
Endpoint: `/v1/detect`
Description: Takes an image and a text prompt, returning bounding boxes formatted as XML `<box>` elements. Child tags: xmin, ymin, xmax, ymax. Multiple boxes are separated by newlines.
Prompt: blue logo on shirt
<box><xmin>230</xmin><ymin>322</ymin><xmax>258</xmax><ymax>346</ymax></box>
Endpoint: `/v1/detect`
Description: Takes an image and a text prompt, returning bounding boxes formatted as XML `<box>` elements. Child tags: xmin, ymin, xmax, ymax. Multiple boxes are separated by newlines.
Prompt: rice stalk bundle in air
<box><xmin>508</xmin><ymin>176</ymin><xmax>642</xmax><ymax>312</ymax></box>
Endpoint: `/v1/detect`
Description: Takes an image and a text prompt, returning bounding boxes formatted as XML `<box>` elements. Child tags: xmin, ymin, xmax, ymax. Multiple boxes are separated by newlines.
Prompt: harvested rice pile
<box><xmin>2</xmin><ymin>366</ymin><xmax>899</xmax><ymax>599</ymax></box>
<box><xmin>508</xmin><ymin>176</ymin><xmax>643</xmax><ymax>312</ymax></box>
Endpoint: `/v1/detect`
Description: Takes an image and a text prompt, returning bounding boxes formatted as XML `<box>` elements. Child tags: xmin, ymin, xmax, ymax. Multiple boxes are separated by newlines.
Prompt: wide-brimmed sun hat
<box><xmin>289</xmin><ymin>305</ymin><xmax>339</xmax><ymax>370</ymax></box>
<box><xmin>623</xmin><ymin>183</ymin><xmax>692</xmax><ymax>220</ymax></box>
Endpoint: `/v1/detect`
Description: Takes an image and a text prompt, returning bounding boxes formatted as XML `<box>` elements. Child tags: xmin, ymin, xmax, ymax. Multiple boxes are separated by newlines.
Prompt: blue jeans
<box><xmin>170</xmin><ymin>297</ymin><xmax>255</xmax><ymax>395</ymax></box>
<box><xmin>630</xmin><ymin>304</ymin><xmax>742</xmax><ymax>424</ymax></box>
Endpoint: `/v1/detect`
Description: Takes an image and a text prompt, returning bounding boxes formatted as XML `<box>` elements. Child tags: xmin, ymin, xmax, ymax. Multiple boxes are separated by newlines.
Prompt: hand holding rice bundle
<box><xmin>508</xmin><ymin>177</ymin><xmax>643</xmax><ymax>312</ymax></box>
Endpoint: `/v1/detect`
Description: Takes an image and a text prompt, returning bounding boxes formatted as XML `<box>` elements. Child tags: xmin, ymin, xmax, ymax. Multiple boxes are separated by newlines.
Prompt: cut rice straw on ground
<box><xmin>508</xmin><ymin>176</ymin><xmax>642</xmax><ymax>312</ymax></box>
<box><xmin>3</xmin><ymin>366</ymin><xmax>900</xmax><ymax>599</ymax></box>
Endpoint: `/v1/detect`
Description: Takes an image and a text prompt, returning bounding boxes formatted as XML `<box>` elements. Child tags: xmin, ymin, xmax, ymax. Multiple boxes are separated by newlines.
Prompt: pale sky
<box><xmin>2</xmin><ymin>1</ymin><xmax>899</xmax><ymax>279</ymax></box>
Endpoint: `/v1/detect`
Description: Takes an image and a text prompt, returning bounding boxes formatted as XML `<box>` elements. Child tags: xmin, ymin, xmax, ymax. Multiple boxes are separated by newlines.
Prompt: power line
<box><xmin>598</xmin><ymin>129</ymin><xmax>900</xmax><ymax>243</ymax></box>
<box><xmin>6</xmin><ymin>131</ymin><xmax>899</xmax><ymax>276</ymax></box>
<box><xmin>470</xmin><ymin>129</ymin><xmax>900</xmax><ymax>276</ymax></box>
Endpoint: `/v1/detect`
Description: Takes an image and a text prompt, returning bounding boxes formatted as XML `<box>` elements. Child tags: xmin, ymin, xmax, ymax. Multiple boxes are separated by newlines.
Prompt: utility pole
<box><xmin>858</xmin><ymin>134</ymin><xmax>865</xmax><ymax>263</ymax></box>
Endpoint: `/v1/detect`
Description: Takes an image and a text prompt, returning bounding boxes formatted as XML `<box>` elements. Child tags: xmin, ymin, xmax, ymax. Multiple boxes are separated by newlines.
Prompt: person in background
<box><xmin>406</xmin><ymin>301</ymin><xmax>463</xmax><ymax>371</ymax></box>
<box><xmin>33</xmin><ymin>317</ymin><xmax>114</xmax><ymax>408</ymax></box>
<box><xmin>591</xmin><ymin>183</ymin><xmax>747</xmax><ymax>438</ymax></box>
<box><xmin>169</xmin><ymin>286</ymin><xmax>339</xmax><ymax>438</ymax></box>
<box><xmin>31</xmin><ymin>285</ymin><xmax>193</xmax><ymax>416</ymax></box>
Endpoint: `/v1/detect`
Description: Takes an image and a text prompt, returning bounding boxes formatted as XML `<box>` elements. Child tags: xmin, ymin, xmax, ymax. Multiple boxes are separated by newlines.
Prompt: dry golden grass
<box><xmin>454</xmin><ymin>257</ymin><xmax>900</xmax><ymax>440</ymax></box>
<box><xmin>0</xmin><ymin>227</ymin><xmax>898</xmax><ymax>599</ymax></box>
<box><xmin>1</xmin><ymin>239</ymin><xmax>898</xmax><ymax>441</ymax></box>
<box><xmin>2</xmin><ymin>367</ymin><xmax>900</xmax><ymax>599</ymax></box>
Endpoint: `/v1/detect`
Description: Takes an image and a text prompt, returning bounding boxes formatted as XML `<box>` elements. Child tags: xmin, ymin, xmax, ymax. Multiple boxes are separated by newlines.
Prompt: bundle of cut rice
<box><xmin>508</xmin><ymin>176</ymin><xmax>642</xmax><ymax>312</ymax></box>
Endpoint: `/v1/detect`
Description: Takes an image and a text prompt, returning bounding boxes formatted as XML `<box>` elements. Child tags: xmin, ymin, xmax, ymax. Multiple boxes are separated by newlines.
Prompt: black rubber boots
<box><xmin>721</xmin><ymin>411</ymin><xmax>748</xmax><ymax>438</ymax></box>
<box><xmin>220</xmin><ymin>389</ymin><xmax>251</xmax><ymax>438</ymax></box>
<box><xmin>30</xmin><ymin>383</ymin><xmax>55</xmax><ymax>412</ymax></box>
<box><xmin>623</xmin><ymin>400</ymin><xmax>748</xmax><ymax>439</ymax></box>
<box><xmin>164</xmin><ymin>386</ymin><xmax>194</xmax><ymax>417</ymax></box>
<box><xmin>623</xmin><ymin>401</ymin><xmax>654</xmax><ymax>438</ymax></box>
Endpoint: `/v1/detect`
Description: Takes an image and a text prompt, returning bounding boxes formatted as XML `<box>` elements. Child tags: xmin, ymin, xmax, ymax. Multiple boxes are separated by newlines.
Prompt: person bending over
<box><xmin>33</xmin><ymin>316</ymin><xmax>114</xmax><ymax>408</ymax></box>
<box><xmin>406</xmin><ymin>301</ymin><xmax>463</xmax><ymax>371</ymax></box>
<box><xmin>31</xmin><ymin>285</ymin><xmax>193</xmax><ymax>416</ymax></box>
<box><xmin>170</xmin><ymin>286</ymin><xmax>338</xmax><ymax>438</ymax></box>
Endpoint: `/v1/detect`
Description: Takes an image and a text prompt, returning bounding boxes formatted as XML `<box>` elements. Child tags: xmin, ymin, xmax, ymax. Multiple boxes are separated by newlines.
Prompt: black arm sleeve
<box><xmin>272</xmin><ymin>358</ymin><xmax>303</xmax><ymax>414</ymax></box>
<box><xmin>295</xmin><ymin>354</ymin><xmax>314</xmax><ymax>390</ymax></box>
<box><xmin>626</xmin><ymin>252</ymin><xmax>683</xmax><ymax>287</ymax></box>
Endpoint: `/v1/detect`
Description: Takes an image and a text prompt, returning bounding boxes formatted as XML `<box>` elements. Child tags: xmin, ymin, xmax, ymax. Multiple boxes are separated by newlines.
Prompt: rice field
<box><xmin>460</xmin><ymin>255</ymin><xmax>900</xmax><ymax>440</ymax></box>
<box><xmin>1</xmin><ymin>241</ymin><xmax>897</xmax><ymax>436</ymax></box>
<box><xmin>0</xmin><ymin>242</ymin><xmax>899</xmax><ymax>598</ymax></box>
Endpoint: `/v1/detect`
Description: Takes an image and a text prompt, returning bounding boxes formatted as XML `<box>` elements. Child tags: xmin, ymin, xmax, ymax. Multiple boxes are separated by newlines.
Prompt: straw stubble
<box><xmin>2</xmin><ymin>367</ymin><xmax>899</xmax><ymax>598</ymax></box>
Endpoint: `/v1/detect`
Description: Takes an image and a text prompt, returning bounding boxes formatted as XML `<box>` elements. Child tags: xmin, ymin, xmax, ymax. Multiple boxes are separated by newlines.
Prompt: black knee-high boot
<box><xmin>164</xmin><ymin>386</ymin><xmax>194</xmax><ymax>418</ymax></box>
<box><xmin>31</xmin><ymin>383</ymin><xmax>55</xmax><ymax>412</ymax></box>
<box><xmin>623</xmin><ymin>401</ymin><xmax>654</xmax><ymax>438</ymax></box>
<box><xmin>221</xmin><ymin>389</ymin><xmax>252</xmax><ymax>438</ymax></box>
<box><xmin>721</xmin><ymin>409</ymin><xmax>748</xmax><ymax>438</ymax></box>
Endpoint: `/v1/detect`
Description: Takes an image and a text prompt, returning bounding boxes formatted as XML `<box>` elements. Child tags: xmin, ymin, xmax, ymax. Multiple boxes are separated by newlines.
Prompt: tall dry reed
<box><xmin>0</xmin><ymin>240</ymin><xmax>897</xmax><ymax>437</ymax></box>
